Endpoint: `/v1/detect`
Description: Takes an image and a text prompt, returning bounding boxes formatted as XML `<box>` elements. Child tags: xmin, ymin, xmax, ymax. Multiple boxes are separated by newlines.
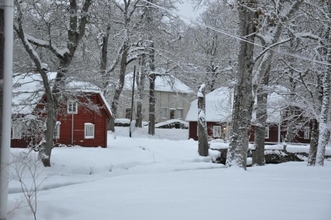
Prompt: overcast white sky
<box><xmin>175</xmin><ymin>0</ymin><xmax>204</xmax><ymax>22</ymax></box>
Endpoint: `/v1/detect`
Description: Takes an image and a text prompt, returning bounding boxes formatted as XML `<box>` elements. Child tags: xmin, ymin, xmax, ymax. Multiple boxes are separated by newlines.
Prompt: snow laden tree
<box><xmin>252</xmin><ymin>0</ymin><xmax>303</xmax><ymax>166</ymax></box>
<box><xmin>198</xmin><ymin>1</ymin><xmax>237</xmax><ymax>92</ymax></box>
<box><xmin>14</xmin><ymin>0</ymin><xmax>92</xmax><ymax>167</ymax></box>
<box><xmin>226</xmin><ymin>0</ymin><xmax>257</xmax><ymax>169</ymax></box>
<box><xmin>142</xmin><ymin>0</ymin><xmax>174</xmax><ymax>135</ymax></box>
<box><xmin>93</xmin><ymin>0</ymin><xmax>147</xmax><ymax>132</ymax></box>
<box><xmin>106</xmin><ymin>0</ymin><xmax>139</xmax><ymax>132</ymax></box>
<box><xmin>135</xmin><ymin>54</ymin><xmax>147</xmax><ymax>127</ymax></box>
<box><xmin>197</xmin><ymin>84</ymin><xmax>208</xmax><ymax>156</ymax></box>
<box><xmin>274</xmin><ymin>0</ymin><xmax>331</xmax><ymax>166</ymax></box>
<box><xmin>316</xmin><ymin>0</ymin><xmax>331</xmax><ymax>166</ymax></box>
<box><xmin>178</xmin><ymin>1</ymin><xmax>238</xmax><ymax>92</ymax></box>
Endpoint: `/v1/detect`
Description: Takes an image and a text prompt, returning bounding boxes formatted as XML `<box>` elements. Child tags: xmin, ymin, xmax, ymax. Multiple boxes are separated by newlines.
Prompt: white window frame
<box><xmin>265</xmin><ymin>126</ymin><xmax>269</xmax><ymax>139</ymax></box>
<box><xmin>304</xmin><ymin>126</ymin><xmax>310</xmax><ymax>139</ymax></box>
<box><xmin>177</xmin><ymin>108</ymin><xmax>183</xmax><ymax>119</ymax></box>
<box><xmin>67</xmin><ymin>100</ymin><xmax>78</xmax><ymax>114</ymax></box>
<box><xmin>213</xmin><ymin>126</ymin><xmax>221</xmax><ymax>138</ymax></box>
<box><xmin>161</xmin><ymin>108</ymin><xmax>167</xmax><ymax>119</ymax></box>
<box><xmin>54</xmin><ymin>121</ymin><xmax>61</xmax><ymax>139</ymax></box>
<box><xmin>12</xmin><ymin>123</ymin><xmax>22</xmax><ymax>139</ymax></box>
<box><xmin>84</xmin><ymin>123</ymin><xmax>95</xmax><ymax>139</ymax></box>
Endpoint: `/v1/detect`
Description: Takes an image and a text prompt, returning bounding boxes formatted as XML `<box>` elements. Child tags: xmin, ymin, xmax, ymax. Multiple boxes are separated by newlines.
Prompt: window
<box><xmin>304</xmin><ymin>127</ymin><xmax>310</xmax><ymax>139</ymax></box>
<box><xmin>265</xmin><ymin>126</ymin><xmax>269</xmax><ymax>139</ymax></box>
<box><xmin>12</xmin><ymin>123</ymin><xmax>22</xmax><ymax>139</ymax></box>
<box><xmin>84</xmin><ymin>123</ymin><xmax>95</xmax><ymax>139</ymax></box>
<box><xmin>161</xmin><ymin>108</ymin><xmax>167</xmax><ymax>119</ymax></box>
<box><xmin>125</xmin><ymin>108</ymin><xmax>131</xmax><ymax>119</ymax></box>
<box><xmin>213</xmin><ymin>126</ymin><xmax>221</xmax><ymax>138</ymax></box>
<box><xmin>54</xmin><ymin>121</ymin><xmax>61</xmax><ymax>139</ymax></box>
<box><xmin>177</xmin><ymin>109</ymin><xmax>183</xmax><ymax>119</ymax></box>
<box><xmin>67</xmin><ymin>100</ymin><xmax>78</xmax><ymax>114</ymax></box>
<box><xmin>170</xmin><ymin>110</ymin><xmax>175</xmax><ymax>119</ymax></box>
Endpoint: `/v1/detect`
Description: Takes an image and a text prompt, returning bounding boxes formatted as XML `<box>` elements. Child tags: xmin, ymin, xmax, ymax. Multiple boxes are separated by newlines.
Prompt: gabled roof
<box><xmin>185</xmin><ymin>86</ymin><xmax>287</xmax><ymax>123</ymax></box>
<box><xmin>185</xmin><ymin>87</ymin><xmax>233</xmax><ymax>122</ymax></box>
<box><xmin>124</xmin><ymin>73</ymin><xmax>194</xmax><ymax>94</ymax></box>
<box><xmin>12</xmin><ymin>72</ymin><xmax>112</xmax><ymax>118</ymax></box>
<box><xmin>12</xmin><ymin>72</ymin><xmax>57</xmax><ymax>114</ymax></box>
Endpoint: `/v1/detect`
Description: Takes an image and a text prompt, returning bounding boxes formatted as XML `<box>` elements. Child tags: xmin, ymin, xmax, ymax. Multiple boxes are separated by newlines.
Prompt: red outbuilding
<box><xmin>185</xmin><ymin>87</ymin><xmax>310</xmax><ymax>144</ymax></box>
<box><xmin>11</xmin><ymin>72</ymin><xmax>112</xmax><ymax>148</ymax></box>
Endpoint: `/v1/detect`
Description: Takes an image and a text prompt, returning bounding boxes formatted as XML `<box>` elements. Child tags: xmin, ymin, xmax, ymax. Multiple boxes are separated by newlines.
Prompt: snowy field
<box><xmin>6</xmin><ymin>127</ymin><xmax>331</xmax><ymax>220</ymax></box>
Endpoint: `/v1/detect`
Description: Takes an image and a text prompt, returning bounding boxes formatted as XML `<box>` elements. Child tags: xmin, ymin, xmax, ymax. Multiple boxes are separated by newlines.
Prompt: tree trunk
<box><xmin>316</xmin><ymin>1</ymin><xmax>331</xmax><ymax>166</ymax></box>
<box><xmin>307</xmin><ymin>119</ymin><xmax>319</xmax><ymax>166</ymax></box>
<box><xmin>39</xmin><ymin>104</ymin><xmax>56</xmax><ymax>167</ymax></box>
<box><xmin>109</xmin><ymin>43</ymin><xmax>129</xmax><ymax>132</ymax></box>
<box><xmin>316</xmin><ymin>61</ymin><xmax>331</xmax><ymax>166</ymax></box>
<box><xmin>308</xmin><ymin>74</ymin><xmax>323</xmax><ymax>165</ymax></box>
<box><xmin>252</xmin><ymin>73</ymin><xmax>269</xmax><ymax>165</ymax></box>
<box><xmin>197</xmin><ymin>84</ymin><xmax>208</xmax><ymax>156</ymax></box>
<box><xmin>135</xmin><ymin>55</ymin><xmax>146</xmax><ymax>128</ymax></box>
<box><xmin>148</xmin><ymin>73</ymin><xmax>156</xmax><ymax>135</ymax></box>
<box><xmin>226</xmin><ymin>0</ymin><xmax>257</xmax><ymax>169</ymax></box>
<box><xmin>148</xmin><ymin>43</ymin><xmax>156</xmax><ymax>135</ymax></box>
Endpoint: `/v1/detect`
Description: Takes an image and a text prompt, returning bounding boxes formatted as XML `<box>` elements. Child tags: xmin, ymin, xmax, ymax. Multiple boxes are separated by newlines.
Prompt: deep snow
<box><xmin>6</xmin><ymin>127</ymin><xmax>331</xmax><ymax>220</ymax></box>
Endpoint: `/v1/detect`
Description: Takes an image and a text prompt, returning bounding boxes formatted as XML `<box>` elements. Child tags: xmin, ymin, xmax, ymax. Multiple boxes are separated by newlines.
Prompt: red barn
<box><xmin>185</xmin><ymin>87</ymin><xmax>310</xmax><ymax>144</ymax></box>
<box><xmin>11</xmin><ymin>72</ymin><xmax>112</xmax><ymax>148</ymax></box>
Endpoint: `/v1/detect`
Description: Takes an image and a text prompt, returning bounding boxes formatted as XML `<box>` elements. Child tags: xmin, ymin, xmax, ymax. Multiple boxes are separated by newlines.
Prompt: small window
<box><xmin>67</xmin><ymin>100</ymin><xmax>78</xmax><ymax>114</ymax></box>
<box><xmin>54</xmin><ymin>121</ymin><xmax>61</xmax><ymax>139</ymax></box>
<box><xmin>84</xmin><ymin>123</ymin><xmax>95</xmax><ymax>139</ymax></box>
<box><xmin>161</xmin><ymin>108</ymin><xmax>167</xmax><ymax>119</ymax></box>
<box><xmin>125</xmin><ymin>108</ymin><xmax>131</xmax><ymax>119</ymax></box>
<box><xmin>170</xmin><ymin>110</ymin><xmax>175</xmax><ymax>119</ymax></box>
<box><xmin>265</xmin><ymin>126</ymin><xmax>269</xmax><ymax>139</ymax></box>
<box><xmin>213</xmin><ymin>126</ymin><xmax>221</xmax><ymax>138</ymax></box>
<box><xmin>304</xmin><ymin>127</ymin><xmax>310</xmax><ymax>139</ymax></box>
<box><xmin>177</xmin><ymin>109</ymin><xmax>183</xmax><ymax>119</ymax></box>
<box><xmin>12</xmin><ymin>123</ymin><xmax>22</xmax><ymax>139</ymax></box>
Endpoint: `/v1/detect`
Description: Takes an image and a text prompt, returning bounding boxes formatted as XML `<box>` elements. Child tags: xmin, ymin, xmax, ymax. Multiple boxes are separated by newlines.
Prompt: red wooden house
<box><xmin>11</xmin><ymin>72</ymin><xmax>112</xmax><ymax>148</ymax></box>
<box><xmin>185</xmin><ymin>87</ymin><xmax>310</xmax><ymax>144</ymax></box>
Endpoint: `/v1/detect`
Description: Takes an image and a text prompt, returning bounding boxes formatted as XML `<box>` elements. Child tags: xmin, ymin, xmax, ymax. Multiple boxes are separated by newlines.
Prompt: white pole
<box><xmin>0</xmin><ymin>0</ymin><xmax>13</xmax><ymax>219</ymax></box>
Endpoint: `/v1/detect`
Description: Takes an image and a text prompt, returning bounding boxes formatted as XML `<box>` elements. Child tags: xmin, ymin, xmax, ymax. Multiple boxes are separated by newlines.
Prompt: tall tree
<box><xmin>180</xmin><ymin>1</ymin><xmax>238</xmax><ymax>92</ymax></box>
<box><xmin>226</xmin><ymin>0</ymin><xmax>257</xmax><ymax>169</ymax></box>
<box><xmin>135</xmin><ymin>54</ymin><xmax>147</xmax><ymax>127</ymax></box>
<box><xmin>252</xmin><ymin>0</ymin><xmax>303</xmax><ymax>166</ymax></box>
<box><xmin>14</xmin><ymin>0</ymin><xmax>92</xmax><ymax>167</ymax></box>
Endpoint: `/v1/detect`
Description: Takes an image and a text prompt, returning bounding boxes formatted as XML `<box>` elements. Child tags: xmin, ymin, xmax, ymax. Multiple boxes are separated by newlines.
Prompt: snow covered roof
<box><xmin>155</xmin><ymin>119</ymin><xmax>188</xmax><ymax>128</ymax></box>
<box><xmin>186</xmin><ymin>87</ymin><xmax>233</xmax><ymax>122</ymax></box>
<box><xmin>12</xmin><ymin>72</ymin><xmax>112</xmax><ymax>116</ymax></box>
<box><xmin>12</xmin><ymin>72</ymin><xmax>57</xmax><ymax>114</ymax></box>
<box><xmin>252</xmin><ymin>91</ymin><xmax>287</xmax><ymax>124</ymax></box>
<box><xmin>124</xmin><ymin>73</ymin><xmax>193</xmax><ymax>94</ymax></box>
<box><xmin>185</xmin><ymin>86</ymin><xmax>287</xmax><ymax>123</ymax></box>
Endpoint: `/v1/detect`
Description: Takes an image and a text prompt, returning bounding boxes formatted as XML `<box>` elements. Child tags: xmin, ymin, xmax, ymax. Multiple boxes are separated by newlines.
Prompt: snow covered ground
<box><xmin>6</xmin><ymin>127</ymin><xmax>331</xmax><ymax>220</ymax></box>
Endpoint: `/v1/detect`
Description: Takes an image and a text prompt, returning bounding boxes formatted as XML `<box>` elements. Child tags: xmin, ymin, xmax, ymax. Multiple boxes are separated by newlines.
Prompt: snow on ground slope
<box><xmin>6</xmin><ymin>127</ymin><xmax>331</xmax><ymax>220</ymax></box>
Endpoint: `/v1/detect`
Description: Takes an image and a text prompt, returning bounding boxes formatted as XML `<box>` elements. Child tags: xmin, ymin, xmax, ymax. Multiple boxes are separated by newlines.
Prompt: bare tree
<box><xmin>14</xmin><ymin>0</ymin><xmax>92</xmax><ymax>167</ymax></box>
<box><xmin>252</xmin><ymin>0</ymin><xmax>303</xmax><ymax>166</ymax></box>
<box><xmin>135</xmin><ymin>54</ymin><xmax>147</xmax><ymax>127</ymax></box>
<box><xmin>226</xmin><ymin>0</ymin><xmax>257</xmax><ymax>169</ymax></box>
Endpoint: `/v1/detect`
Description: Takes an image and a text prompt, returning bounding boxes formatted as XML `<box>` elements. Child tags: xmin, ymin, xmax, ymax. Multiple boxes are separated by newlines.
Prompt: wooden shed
<box><xmin>11</xmin><ymin>72</ymin><xmax>112</xmax><ymax>148</ymax></box>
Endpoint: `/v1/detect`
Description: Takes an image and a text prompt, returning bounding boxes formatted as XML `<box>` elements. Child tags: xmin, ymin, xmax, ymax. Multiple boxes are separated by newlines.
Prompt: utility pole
<box><xmin>129</xmin><ymin>66</ymin><xmax>136</xmax><ymax>137</ymax></box>
<box><xmin>0</xmin><ymin>0</ymin><xmax>13</xmax><ymax>219</ymax></box>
